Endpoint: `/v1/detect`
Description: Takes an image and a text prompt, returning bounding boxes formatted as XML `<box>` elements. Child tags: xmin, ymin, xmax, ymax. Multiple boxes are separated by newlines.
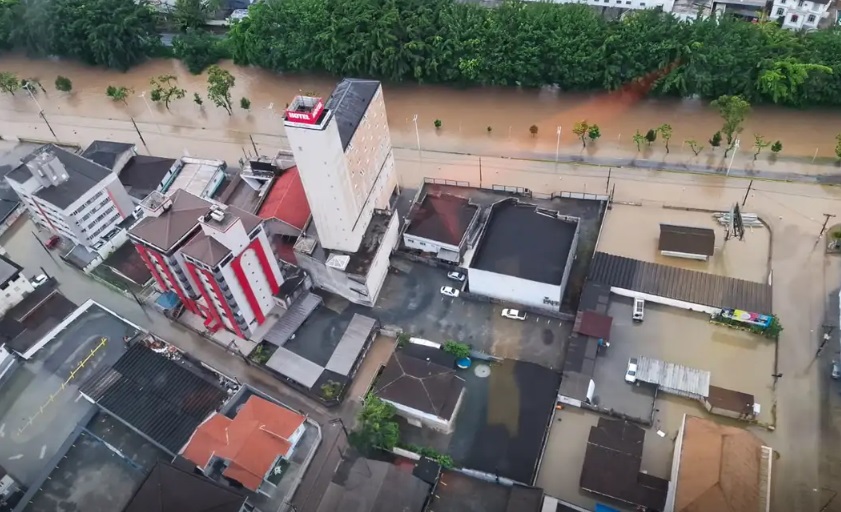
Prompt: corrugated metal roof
<box><xmin>326</xmin><ymin>314</ymin><xmax>377</xmax><ymax>376</ymax></box>
<box><xmin>79</xmin><ymin>344</ymin><xmax>228</xmax><ymax>454</ymax></box>
<box><xmin>263</xmin><ymin>292</ymin><xmax>322</xmax><ymax>347</ymax></box>
<box><xmin>635</xmin><ymin>356</ymin><xmax>710</xmax><ymax>398</ymax></box>
<box><xmin>588</xmin><ymin>252</ymin><xmax>772</xmax><ymax>313</ymax></box>
<box><xmin>265</xmin><ymin>346</ymin><xmax>323</xmax><ymax>388</ymax></box>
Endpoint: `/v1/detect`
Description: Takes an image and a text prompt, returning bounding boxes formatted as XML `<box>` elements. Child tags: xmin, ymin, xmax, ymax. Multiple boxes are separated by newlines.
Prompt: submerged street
<box><xmin>0</xmin><ymin>58</ymin><xmax>840</xmax><ymax>511</ymax></box>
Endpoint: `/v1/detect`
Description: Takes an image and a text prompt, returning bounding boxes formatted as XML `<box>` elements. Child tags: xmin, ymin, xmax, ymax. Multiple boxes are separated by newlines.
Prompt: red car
<box><xmin>45</xmin><ymin>235</ymin><xmax>60</xmax><ymax>249</ymax></box>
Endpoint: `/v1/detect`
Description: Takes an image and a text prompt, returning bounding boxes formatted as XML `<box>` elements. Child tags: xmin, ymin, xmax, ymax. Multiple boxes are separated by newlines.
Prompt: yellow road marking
<box><xmin>16</xmin><ymin>338</ymin><xmax>108</xmax><ymax>437</ymax></box>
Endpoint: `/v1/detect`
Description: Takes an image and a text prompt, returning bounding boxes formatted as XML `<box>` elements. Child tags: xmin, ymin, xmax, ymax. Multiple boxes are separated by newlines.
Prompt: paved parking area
<box><xmin>597</xmin><ymin>204</ymin><xmax>770</xmax><ymax>284</ymax></box>
<box><xmin>593</xmin><ymin>297</ymin><xmax>775</xmax><ymax>427</ymax></box>
<box><xmin>0</xmin><ymin>304</ymin><xmax>134</xmax><ymax>485</ymax></box>
<box><xmin>376</xmin><ymin>259</ymin><xmax>570</xmax><ymax>369</ymax></box>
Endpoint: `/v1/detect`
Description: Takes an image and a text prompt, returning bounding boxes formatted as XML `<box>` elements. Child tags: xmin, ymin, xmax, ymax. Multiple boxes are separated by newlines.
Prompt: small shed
<box><xmin>573</xmin><ymin>310</ymin><xmax>613</xmax><ymax>342</ymax></box>
<box><xmin>658</xmin><ymin>224</ymin><xmax>715</xmax><ymax>261</ymax></box>
<box><xmin>634</xmin><ymin>357</ymin><xmax>711</xmax><ymax>401</ymax></box>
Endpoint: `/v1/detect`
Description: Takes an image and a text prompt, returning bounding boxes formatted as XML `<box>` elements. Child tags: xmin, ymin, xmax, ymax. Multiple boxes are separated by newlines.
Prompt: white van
<box><xmin>632</xmin><ymin>298</ymin><xmax>645</xmax><ymax>322</ymax></box>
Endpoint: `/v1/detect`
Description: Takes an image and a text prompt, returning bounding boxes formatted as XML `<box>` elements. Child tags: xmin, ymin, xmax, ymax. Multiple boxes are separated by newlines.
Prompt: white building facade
<box><xmin>283</xmin><ymin>79</ymin><xmax>400</xmax><ymax>306</ymax></box>
<box><xmin>771</xmin><ymin>0</ymin><xmax>829</xmax><ymax>29</ymax></box>
<box><xmin>538</xmin><ymin>0</ymin><xmax>676</xmax><ymax>12</ymax></box>
<box><xmin>0</xmin><ymin>250</ymin><xmax>34</xmax><ymax>315</ymax></box>
<box><xmin>5</xmin><ymin>145</ymin><xmax>134</xmax><ymax>248</ymax></box>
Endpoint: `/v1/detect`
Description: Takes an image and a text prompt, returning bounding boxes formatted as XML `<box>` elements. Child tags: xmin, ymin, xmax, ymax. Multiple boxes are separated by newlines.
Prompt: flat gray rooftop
<box><xmin>472</xmin><ymin>199</ymin><xmax>577</xmax><ymax>285</ymax></box>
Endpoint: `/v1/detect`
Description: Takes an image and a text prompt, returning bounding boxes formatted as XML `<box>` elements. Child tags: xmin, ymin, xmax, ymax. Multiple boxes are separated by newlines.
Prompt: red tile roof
<box><xmin>181</xmin><ymin>395</ymin><xmax>306</xmax><ymax>491</ymax></box>
<box><xmin>258</xmin><ymin>167</ymin><xmax>310</xmax><ymax>230</ymax></box>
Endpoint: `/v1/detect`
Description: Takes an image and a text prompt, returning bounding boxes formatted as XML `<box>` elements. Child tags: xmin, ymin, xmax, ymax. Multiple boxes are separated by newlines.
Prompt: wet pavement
<box><xmin>0</xmin><ymin>62</ymin><xmax>840</xmax><ymax>511</ymax></box>
<box><xmin>598</xmin><ymin>203</ymin><xmax>771</xmax><ymax>284</ymax></box>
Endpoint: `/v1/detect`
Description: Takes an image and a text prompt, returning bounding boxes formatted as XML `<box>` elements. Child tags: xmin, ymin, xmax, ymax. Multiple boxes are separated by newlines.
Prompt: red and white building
<box><xmin>129</xmin><ymin>189</ymin><xmax>283</xmax><ymax>339</ymax></box>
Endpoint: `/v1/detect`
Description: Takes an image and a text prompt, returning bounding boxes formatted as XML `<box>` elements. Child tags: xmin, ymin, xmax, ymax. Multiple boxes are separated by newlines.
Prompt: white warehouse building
<box><xmin>467</xmin><ymin>199</ymin><xmax>579</xmax><ymax>312</ymax></box>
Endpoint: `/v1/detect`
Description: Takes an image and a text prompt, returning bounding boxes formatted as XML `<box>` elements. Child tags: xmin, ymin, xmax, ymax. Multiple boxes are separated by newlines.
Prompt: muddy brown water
<box><xmin>1</xmin><ymin>56</ymin><xmax>841</xmax><ymax>158</ymax></box>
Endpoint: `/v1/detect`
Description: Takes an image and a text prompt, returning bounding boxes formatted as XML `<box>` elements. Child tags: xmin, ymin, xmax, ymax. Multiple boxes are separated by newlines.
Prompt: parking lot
<box><xmin>0</xmin><ymin>304</ymin><xmax>136</xmax><ymax>486</ymax></box>
<box><xmin>597</xmin><ymin>203</ymin><xmax>770</xmax><ymax>284</ymax></box>
<box><xmin>593</xmin><ymin>297</ymin><xmax>776</xmax><ymax>433</ymax></box>
<box><xmin>376</xmin><ymin>258</ymin><xmax>571</xmax><ymax>369</ymax></box>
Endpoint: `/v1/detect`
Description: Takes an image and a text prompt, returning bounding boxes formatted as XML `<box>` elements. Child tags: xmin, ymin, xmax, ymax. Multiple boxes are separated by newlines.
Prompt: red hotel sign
<box><xmin>285</xmin><ymin>99</ymin><xmax>324</xmax><ymax>125</ymax></box>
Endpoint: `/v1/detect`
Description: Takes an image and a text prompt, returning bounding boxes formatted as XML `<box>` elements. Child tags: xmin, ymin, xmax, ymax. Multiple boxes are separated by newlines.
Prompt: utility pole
<box><xmin>606</xmin><ymin>167</ymin><xmax>612</xmax><ymax>193</ymax></box>
<box><xmin>742</xmin><ymin>179</ymin><xmax>753</xmax><ymax>206</ymax></box>
<box><xmin>249</xmin><ymin>135</ymin><xmax>259</xmax><ymax>156</ymax></box>
<box><xmin>129</xmin><ymin>117</ymin><xmax>149</xmax><ymax>154</ymax></box>
<box><xmin>25</xmin><ymin>87</ymin><xmax>57</xmax><ymax>141</ymax></box>
<box><xmin>819</xmin><ymin>213</ymin><xmax>836</xmax><ymax>238</ymax></box>
<box><xmin>555</xmin><ymin>126</ymin><xmax>562</xmax><ymax>172</ymax></box>
<box><xmin>726</xmin><ymin>139</ymin><xmax>740</xmax><ymax>177</ymax></box>
<box><xmin>478</xmin><ymin>156</ymin><xmax>483</xmax><ymax>188</ymax></box>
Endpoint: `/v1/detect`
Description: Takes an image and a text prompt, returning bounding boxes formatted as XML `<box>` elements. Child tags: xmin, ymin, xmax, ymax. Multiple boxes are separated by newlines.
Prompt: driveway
<box><xmin>375</xmin><ymin>258</ymin><xmax>570</xmax><ymax>370</ymax></box>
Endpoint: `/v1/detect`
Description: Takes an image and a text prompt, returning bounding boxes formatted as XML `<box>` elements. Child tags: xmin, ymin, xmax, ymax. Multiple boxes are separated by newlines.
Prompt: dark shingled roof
<box><xmin>374</xmin><ymin>351</ymin><xmax>465</xmax><ymax>420</ymax></box>
<box><xmin>7</xmin><ymin>145</ymin><xmax>112</xmax><ymax>209</ymax></box>
<box><xmin>659</xmin><ymin>224</ymin><xmax>715</xmax><ymax>257</ymax></box>
<box><xmin>0</xmin><ymin>253</ymin><xmax>22</xmax><ymax>287</ymax></box>
<box><xmin>405</xmin><ymin>193</ymin><xmax>478</xmax><ymax>247</ymax></box>
<box><xmin>472</xmin><ymin>200</ymin><xmax>577</xmax><ymax>285</ymax></box>
<box><xmin>81</xmin><ymin>140</ymin><xmax>135</xmax><ymax>170</ymax></box>
<box><xmin>122</xmin><ymin>460</ymin><xmax>246</xmax><ymax>512</ymax></box>
<box><xmin>580</xmin><ymin>418</ymin><xmax>668</xmax><ymax>511</ymax></box>
<box><xmin>119</xmin><ymin>155</ymin><xmax>176</xmax><ymax>200</ymax></box>
<box><xmin>317</xmin><ymin>455</ymin><xmax>431</xmax><ymax>512</ymax></box>
<box><xmin>180</xmin><ymin>231</ymin><xmax>231</xmax><ymax>267</ymax></box>
<box><xmin>325</xmin><ymin>79</ymin><xmax>380</xmax><ymax>151</ymax></box>
<box><xmin>79</xmin><ymin>344</ymin><xmax>228</xmax><ymax>454</ymax></box>
<box><xmin>587</xmin><ymin>252</ymin><xmax>772</xmax><ymax>314</ymax></box>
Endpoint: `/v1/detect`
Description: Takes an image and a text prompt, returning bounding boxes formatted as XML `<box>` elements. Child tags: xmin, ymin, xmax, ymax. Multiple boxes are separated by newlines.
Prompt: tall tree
<box><xmin>352</xmin><ymin>395</ymin><xmax>399</xmax><ymax>452</ymax></box>
<box><xmin>149</xmin><ymin>74</ymin><xmax>186</xmax><ymax>110</ymax></box>
<box><xmin>173</xmin><ymin>29</ymin><xmax>226</xmax><ymax>74</ymax></box>
<box><xmin>49</xmin><ymin>0</ymin><xmax>159</xmax><ymax>70</ymax></box>
<box><xmin>573</xmin><ymin>120</ymin><xmax>589</xmax><ymax>148</ymax></box>
<box><xmin>0</xmin><ymin>71</ymin><xmax>19</xmax><ymax>95</ymax></box>
<box><xmin>658</xmin><ymin>124</ymin><xmax>673</xmax><ymax>154</ymax></box>
<box><xmin>710</xmin><ymin>94</ymin><xmax>750</xmax><ymax>155</ymax></box>
<box><xmin>55</xmin><ymin>75</ymin><xmax>72</xmax><ymax>92</ymax></box>
<box><xmin>206</xmin><ymin>65</ymin><xmax>234</xmax><ymax>114</ymax></box>
<box><xmin>171</xmin><ymin>0</ymin><xmax>218</xmax><ymax>31</ymax></box>
<box><xmin>106</xmin><ymin>85</ymin><xmax>132</xmax><ymax>104</ymax></box>
<box><xmin>757</xmin><ymin>59</ymin><xmax>832</xmax><ymax>105</ymax></box>
<box><xmin>752</xmin><ymin>134</ymin><xmax>771</xmax><ymax>160</ymax></box>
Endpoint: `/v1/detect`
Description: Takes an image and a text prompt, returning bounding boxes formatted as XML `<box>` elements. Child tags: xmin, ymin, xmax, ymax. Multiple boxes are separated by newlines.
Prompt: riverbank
<box><xmin>2</xmin><ymin>56</ymin><xmax>841</xmax><ymax>164</ymax></box>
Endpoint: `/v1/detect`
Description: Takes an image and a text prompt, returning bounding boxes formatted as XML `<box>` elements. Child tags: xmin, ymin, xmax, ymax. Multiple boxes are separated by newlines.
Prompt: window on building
<box><xmin>776</xmin><ymin>7</ymin><xmax>784</xmax><ymax>13</ymax></box>
<box><xmin>791</xmin><ymin>13</ymin><xmax>799</xmax><ymax>21</ymax></box>
<box><xmin>798</xmin><ymin>0</ymin><xmax>804</xmax><ymax>6</ymax></box>
<box><xmin>808</xmin><ymin>13</ymin><xmax>815</xmax><ymax>21</ymax></box>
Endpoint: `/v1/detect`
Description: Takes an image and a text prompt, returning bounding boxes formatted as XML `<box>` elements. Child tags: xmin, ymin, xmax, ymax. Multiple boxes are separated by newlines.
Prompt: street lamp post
<box><xmin>140</xmin><ymin>91</ymin><xmax>162</xmax><ymax>133</ymax></box>
<box><xmin>726</xmin><ymin>138</ymin><xmax>740</xmax><ymax>177</ymax></box>
<box><xmin>555</xmin><ymin>126</ymin><xmax>562</xmax><ymax>171</ymax></box>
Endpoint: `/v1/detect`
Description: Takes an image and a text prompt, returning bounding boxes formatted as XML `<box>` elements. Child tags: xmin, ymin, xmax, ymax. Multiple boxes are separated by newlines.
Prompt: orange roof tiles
<box><xmin>181</xmin><ymin>395</ymin><xmax>306</xmax><ymax>491</ymax></box>
<box><xmin>258</xmin><ymin>167</ymin><xmax>310</xmax><ymax>231</ymax></box>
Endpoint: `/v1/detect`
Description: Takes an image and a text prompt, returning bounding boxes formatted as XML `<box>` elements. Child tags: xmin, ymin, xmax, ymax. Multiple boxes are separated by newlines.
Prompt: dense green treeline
<box><xmin>3</xmin><ymin>0</ymin><xmax>841</xmax><ymax>106</ymax></box>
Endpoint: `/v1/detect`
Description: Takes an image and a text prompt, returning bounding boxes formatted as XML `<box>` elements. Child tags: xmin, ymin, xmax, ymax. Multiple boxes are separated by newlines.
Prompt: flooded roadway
<box><xmin>2</xmin><ymin>55</ymin><xmax>841</xmax><ymax>164</ymax></box>
<box><xmin>2</xmin><ymin>55</ymin><xmax>841</xmax><ymax>512</ymax></box>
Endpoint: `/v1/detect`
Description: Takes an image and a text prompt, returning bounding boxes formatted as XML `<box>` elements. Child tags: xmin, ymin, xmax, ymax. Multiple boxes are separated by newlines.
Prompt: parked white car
<box><xmin>447</xmin><ymin>271</ymin><xmax>465</xmax><ymax>282</ymax></box>
<box><xmin>625</xmin><ymin>357</ymin><xmax>638</xmax><ymax>384</ymax></box>
<box><xmin>440</xmin><ymin>286</ymin><xmax>460</xmax><ymax>298</ymax></box>
<box><xmin>31</xmin><ymin>274</ymin><xmax>48</xmax><ymax>287</ymax></box>
<box><xmin>501</xmin><ymin>309</ymin><xmax>526</xmax><ymax>321</ymax></box>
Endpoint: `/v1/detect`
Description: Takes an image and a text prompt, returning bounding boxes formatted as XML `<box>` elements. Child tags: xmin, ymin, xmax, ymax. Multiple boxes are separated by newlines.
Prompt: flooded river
<box><xmin>2</xmin><ymin>55</ymin><xmax>841</xmax><ymax>159</ymax></box>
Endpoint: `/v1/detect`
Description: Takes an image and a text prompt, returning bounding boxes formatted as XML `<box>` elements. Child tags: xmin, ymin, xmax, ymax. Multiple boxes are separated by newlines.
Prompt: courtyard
<box><xmin>376</xmin><ymin>258</ymin><xmax>570</xmax><ymax>369</ymax></box>
<box><xmin>592</xmin><ymin>297</ymin><xmax>776</xmax><ymax>431</ymax></box>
